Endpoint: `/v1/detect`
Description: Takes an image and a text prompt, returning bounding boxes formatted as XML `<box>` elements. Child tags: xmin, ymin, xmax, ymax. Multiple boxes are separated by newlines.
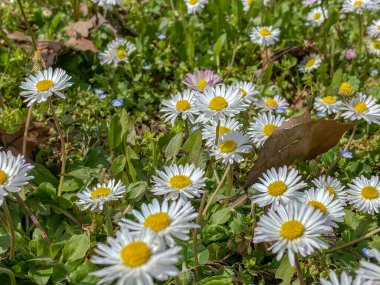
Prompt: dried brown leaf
<box><xmin>65</xmin><ymin>20</ymin><xmax>95</xmax><ymax>38</ymax></box>
<box><xmin>65</xmin><ymin>37</ymin><xmax>98</xmax><ymax>52</ymax></box>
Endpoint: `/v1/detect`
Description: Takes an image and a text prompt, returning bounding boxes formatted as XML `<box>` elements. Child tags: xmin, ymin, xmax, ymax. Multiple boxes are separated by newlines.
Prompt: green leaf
<box><xmin>34</xmin><ymin>182</ymin><xmax>56</xmax><ymax>200</ymax></box>
<box><xmin>198</xmin><ymin>249</ymin><xmax>209</xmax><ymax>265</ymax></box>
<box><xmin>61</xmin><ymin>234</ymin><xmax>89</xmax><ymax>262</ymax></box>
<box><xmin>199</xmin><ymin>276</ymin><xmax>232</xmax><ymax>285</ymax></box>
<box><xmin>165</xmin><ymin>132</ymin><xmax>183</xmax><ymax>161</ymax></box>
<box><xmin>32</xmin><ymin>164</ymin><xmax>58</xmax><ymax>187</ymax></box>
<box><xmin>210</xmin><ymin>208</ymin><xmax>231</xmax><ymax>225</ymax></box>
<box><xmin>202</xmin><ymin>225</ymin><xmax>229</xmax><ymax>244</ymax></box>
<box><xmin>127</xmin><ymin>181</ymin><xmax>148</xmax><ymax>200</ymax></box>
<box><xmin>112</xmin><ymin>155</ymin><xmax>127</xmax><ymax>175</ymax></box>
<box><xmin>331</xmin><ymin>68</ymin><xmax>343</xmax><ymax>88</ymax></box>
<box><xmin>183</xmin><ymin>129</ymin><xmax>203</xmax><ymax>166</ymax></box>
<box><xmin>275</xmin><ymin>255</ymin><xmax>296</xmax><ymax>285</ymax></box>
<box><xmin>108</xmin><ymin>114</ymin><xmax>122</xmax><ymax>150</ymax></box>
<box><xmin>213</xmin><ymin>33</ymin><xmax>227</xmax><ymax>56</ymax></box>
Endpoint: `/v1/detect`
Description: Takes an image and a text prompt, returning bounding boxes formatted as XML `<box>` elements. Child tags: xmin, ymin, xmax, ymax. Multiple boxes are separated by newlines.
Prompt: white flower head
<box><xmin>314</xmin><ymin>96</ymin><xmax>342</xmax><ymax>115</ymax></box>
<box><xmin>311</xmin><ymin>175</ymin><xmax>347</xmax><ymax>205</ymax></box>
<box><xmin>151</xmin><ymin>164</ymin><xmax>206</xmax><ymax>202</ymax></box>
<box><xmin>341</xmin><ymin>93</ymin><xmax>380</xmax><ymax>124</ymax></box>
<box><xmin>0</xmin><ymin>151</ymin><xmax>34</xmax><ymax>206</ymax></box>
<box><xmin>356</xmin><ymin>248</ymin><xmax>380</xmax><ymax>284</ymax></box>
<box><xmin>367</xmin><ymin>20</ymin><xmax>380</xmax><ymax>38</ymax></box>
<box><xmin>302</xmin><ymin>188</ymin><xmax>345</xmax><ymax>227</ymax></box>
<box><xmin>347</xmin><ymin>175</ymin><xmax>380</xmax><ymax>214</ymax></box>
<box><xmin>253</xmin><ymin>202</ymin><xmax>332</xmax><ymax>267</ymax></box>
<box><xmin>210</xmin><ymin>130</ymin><xmax>252</xmax><ymax>164</ymax></box>
<box><xmin>298</xmin><ymin>54</ymin><xmax>323</xmax><ymax>73</ymax></box>
<box><xmin>255</xmin><ymin>95</ymin><xmax>289</xmax><ymax>112</ymax></box>
<box><xmin>307</xmin><ymin>7</ymin><xmax>328</xmax><ymax>26</ymax></box>
<box><xmin>91</xmin><ymin>228</ymin><xmax>181</xmax><ymax>284</ymax></box>
<box><xmin>185</xmin><ymin>0</ymin><xmax>209</xmax><ymax>14</ymax></box>
<box><xmin>120</xmin><ymin>198</ymin><xmax>198</xmax><ymax>247</ymax></box>
<box><xmin>248</xmin><ymin>112</ymin><xmax>285</xmax><ymax>148</ymax></box>
<box><xmin>241</xmin><ymin>0</ymin><xmax>254</xmax><ymax>12</ymax></box>
<box><xmin>76</xmin><ymin>180</ymin><xmax>126</xmax><ymax>211</ymax></box>
<box><xmin>195</xmin><ymin>85</ymin><xmax>246</xmax><ymax>123</ymax></box>
<box><xmin>231</xmin><ymin>81</ymin><xmax>259</xmax><ymax>104</ymax></box>
<box><xmin>251</xmin><ymin>166</ymin><xmax>307</xmax><ymax>207</ymax></box>
<box><xmin>92</xmin><ymin>0</ymin><xmax>120</xmax><ymax>8</ymax></box>
<box><xmin>320</xmin><ymin>271</ymin><xmax>364</xmax><ymax>285</ymax></box>
<box><xmin>202</xmin><ymin>117</ymin><xmax>242</xmax><ymax>147</ymax></box>
<box><xmin>99</xmin><ymin>38</ymin><xmax>136</xmax><ymax>66</ymax></box>
<box><xmin>367</xmin><ymin>38</ymin><xmax>380</xmax><ymax>55</ymax></box>
<box><xmin>20</xmin><ymin>67</ymin><xmax>73</xmax><ymax>106</ymax></box>
<box><xmin>183</xmin><ymin>69</ymin><xmax>221</xmax><ymax>92</ymax></box>
<box><xmin>250</xmin><ymin>26</ymin><xmax>280</xmax><ymax>47</ymax></box>
<box><xmin>342</xmin><ymin>0</ymin><xmax>373</xmax><ymax>13</ymax></box>
<box><xmin>161</xmin><ymin>89</ymin><xmax>199</xmax><ymax>126</ymax></box>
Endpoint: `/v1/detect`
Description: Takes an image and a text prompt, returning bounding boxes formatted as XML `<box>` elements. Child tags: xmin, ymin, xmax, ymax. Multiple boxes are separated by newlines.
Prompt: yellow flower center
<box><xmin>189</xmin><ymin>0</ymin><xmax>199</xmax><ymax>5</ymax></box>
<box><xmin>339</xmin><ymin>82</ymin><xmax>353</xmax><ymax>96</ymax></box>
<box><xmin>219</xmin><ymin>125</ymin><xmax>232</xmax><ymax>136</ymax></box>
<box><xmin>354</xmin><ymin>101</ymin><xmax>368</xmax><ymax>113</ymax></box>
<box><xmin>91</xmin><ymin>187</ymin><xmax>112</xmax><ymax>199</ymax></box>
<box><xmin>267</xmin><ymin>180</ymin><xmax>287</xmax><ymax>196</ymax></box>
<box><xmin>175</xmin><ymin>99</ymin><xmax>190</xmax><ymax>111</ymax></box>
<box><xmin>314</xmin><ymin>12</ymin><xmax>321</xmax><ymax>20</ymax></box>
<box><xmin>196</xmin><ymin>79</ymin><xmax>207</xmax><ymax>90</ymax></box>
<box><xmin>361</xmin><ymin>186</ymin><xmax>379</xmax><ymax>199</ymax></box>
<box><xmin>326</xmin><ymin>187</ymin><xmax>337</xmax><ymax>198</ymax></box>
<box><xmin>307</xmin><ymin>200</ymin><xmax>327</xmax><ymax>214</ymax></box>
<box><xmin>0</xmin><ymin>170</ymin><xmax>8</xmax><ymax>185</ymax></box>
<box><xmin>262</xmin><ymin>124</ymin><xmax>276</xmax><ymax>137</ymax></box>
<box><xmin>218</xmin><ymin>140</ymin><xmax>237</xmax><ymax>153</ymax></box>
<box><xmin>239</xmin><ymin>88</ymin><xmax>247</xmax><ymax>98</ymax></box>
<box><xmin>120</xmin><ymin>241</ymin><xmax>150</xmax><ymax>267</ymax></box>
<box><xmin>144</xmin><ymin>212</ymin><xmax>171</xmax><ymax>232</ymax></box>
<box><xmin>305</xmin><ymin>58</ymin><xmax>316</xmax><ymax>68</ymax></box>
<box><xmin>353</xmin><ymin>1</ymin><xmax>363</xmax><ymax>6</ymax></box>
<box><xmin>377</xmin><ymin>25</ymin><xmax>380</xmax><ymax>31</ymax></box>
<box><xmin>247</xmin><ymin>0</ymin><xmax>253</xmax><ymax>4</ymax></box>
<box><xmin>259</xmin><ymin>28</ymin><xmax>272</xmax><ymax>36</ymax></box>
<box><xmin>280</xmin><ymin>220</ymin><xmax>304</xmax><ymax>240</ymax></box>
<box><xmin>372</xmin><ymin>40</ymin><xmax>380</xmax><ymax>50</ymax></box>
<box><xmin>265</xmin><ymin>98</ymin><xmax>278</xmax><ymax>108</ymax></box>
<box><xmin>322</xmin><ymin>96</ymin><xmax>337</xmax><ymax>104</ymax></box>
<box><xmin>36</xmin><ymin>80</ymin><xmax>54</xmax><ymax>92</ymax></box>
<box><xmin>117</xmin><ymin>49</ymin><xmax>127</xmax><ymax>59</ymax></box>
<box><xmin>169</xmin><ymin>175</ymin><xmax>191</xmax><ymax>189</ymax></box>
<box><xmin>209</xmin><ymin>96</ymin><xmax>228</xmax><ymax>111</ymax></box>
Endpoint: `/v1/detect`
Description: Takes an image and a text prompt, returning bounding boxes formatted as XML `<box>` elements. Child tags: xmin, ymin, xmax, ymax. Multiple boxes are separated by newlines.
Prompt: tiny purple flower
<box><xmin>157</xmin><ymin>34</ymin><xmax>166</xmax><ymax>40</ymax></box>
<box><xmin>112</xmin><ymin>99</ymin><xmax>123</xmax><ymax>107</ymax></box>
<box><xmin>340</xmin><ymin>150</ymin><xmax>353</xmax><ymax>159</ymax></box>
<box><xmin>346</xmin><ymin>49</ymin><xmax>357</xmax><ymax>60</ymax></box>
<box><xmin>143</xmin><ymin>64</ymin><xmax>152</xmax><ymax>70</ymax></box>
<box><xmin>371</xmin><ymin>69</ymin><xmax>378</xmax><ymax>75</ymax></box>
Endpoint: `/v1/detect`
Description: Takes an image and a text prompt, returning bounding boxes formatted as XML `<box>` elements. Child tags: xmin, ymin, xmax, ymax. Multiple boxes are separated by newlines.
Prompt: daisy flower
<box><xmin>367</xmin><ymin>38</ymin><xmax>380</xmax><ymax>55</ymax></box>
<box><xmin>367</xmin><ymin>20</ymin><xmax>380</xmax><ymax>37</ymax></box>
<box><xmin>0</xmin><ymin>151</ymin><xmax>34</xmax><ymax>206</ymax></box>
<box><xmin>314</xmin><ymin>96</ymin><xmax>342</xmax><ymax>115</ymax></box>
<box><xmin>231</xmin><ymin>81</ymin><xmax>259</xmax><ymax>104</ymax></box>
<box><xmin>253</xmin><ymin>202</ymin><xmax>331</xmax><ymax>267</ymax></box>
<box><xmin>91</xmin><ymin>228</ymin><xmax>181</xmax><ymax>285</ymax></box>
<box><xmin>248</xmin><ymin>112</ymin><xmax>285</xmax><ymax>148</ymax></box>
<box><xmin>341</xmin><ymin>93</ymin><xmax>380</xmax><ymax>124</ymax></box>
<box><xmin>120</xmin><ymin>198</ymin><xmax>198</xmax><ymax>247</ymax></box>
<box><xmin>99</xmin><ymin>38</ymin><xmax>136</xmax><ymax>66</ymax></box>
<box><xmin>302</xmin><ymin>188</ymin><xmax>345</xmax><ymax>227</ymax></box>
<box><xmin>302</xmin><ymin>0</ymin><xmax>320</xmax><ymax>6</ymax></box>
<box><xmin>241</xmin><ymin>0</ymin><xmax>253</xmax><ymax>12</ymax></box>
<box><xmin>92</xmin><ymin>0</ymin><xmax>120</xmax><ymax>8</ymax></box>
<box><xmin>76</xmin><ymin>180</ymin><xmax>126</xmax><ymax>211</ymax></box>
<box><xmin>347</xmin><ymin>175</ymin><xmax>380</xmax><ymax>214</ymax></box>
<box><xmin>250</xmin><ymin>26</ymin><xmax>280</xmax><ymax>47</ymax></box>
<box><xmin>184</xmin><ymin>0</ymin><xmax>208</xmax><ymax>14</ymax></box>
<box><xmin>202</xmin><ymin>117</ymin><xmax>242</xmax><ymax>147</ymax></box>
<box><xmin>210</xmin><ymin>130</ymin><xmax>252</xmax><ymax>164</ymax></box>
<box><xmin>151</xmin><ymin>164</ymin><xmax>206</xmax><ymax>202</ymax></box>
<box><xmin>195</xmin><ymin>85</ymin><xmax>246</xmax><ymax>123</ymax></box>
<box><xmin>251</xmin><ymin>166</ymin><xmax>307</xmax><ymax>207</ymax></box>
<box><xmin>320</xmin><ymin>271</ymin><xmax>363</xmax><ymax>285</ymax></box>
<box><xmin>342</xmin><ymin>0</ymin><xmax>372</xmax><ymax>13</ymax></box>
<box><xmin>356</xmin><ymin>249</ymin><xmax>380</xmax><ymax>284</ymax></box>
<box><xmin>298</xmin><ymin>54</ymin><xmax>323</xmax><ymax>73</ymax></box>
<box><xmin>161</xmin><ymin>89</ymin><xmax>199</xmax><ymax>126</ymax></box>
<box><xmin>338</xmin><ymin>82</ymin><xmax>355</xmax><ymax>97</ymax></box>
<box><xmin>255</xmin><ymin>95</ymin><xmax>289</xmax><ymax>112</ymax></box>
<box><xmin>19</xmin><ymin>67</ymin><xmax>73</xmax><ymax>106</ymax></box>
<box><xmin>307</xmin><ymin>7</ymin><xmax>328</xmax><ymax>26</ymax></box>
<box><xmin>311</xmin><ymin>175</ymin><xmax>347</xmax><ymax>205</ymax></box>
<box><xmin>183</xmin><ymin>69</ymin><xmax>221</xmax><ymax>91</ymax></box>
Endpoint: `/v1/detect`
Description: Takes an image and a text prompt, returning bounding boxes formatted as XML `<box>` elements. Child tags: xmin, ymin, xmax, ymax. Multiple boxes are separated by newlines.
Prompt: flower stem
<box><xmin>0</xmin><ymin>268</ymin><xmax>16</xmax><ymax>285</ymax></box>
<box><xmin>358</xmin><ymin>14</ymin><xmax>363</xmax><ymax>55</ymax></box>
<box><xmin>223</xmin><ymin>164</ymin><xmax>233</xmax><ymax>207</ymax></box>
<box><xmin>48</xmin><ymin>98</ymin><xmax>66</xmax><ymax>196</ymax></box>
<box><xmin>193</xmin><ymin>190</ymin><xmax>208</xmax><ymax>282</ymax></box>
<box><xmin>22</xmin><ymin>104</ymin><xmax>34</xmax><ymax>157</ymax></box>
<box><xmin>295</xmin><ymin>255</ymin><xmax>306</xmax><ymax>285</ymax></box>
<box><xmin>344</xmin><ymin>121</ymin><xmax>358</xmax><ymax>151</ymax></box>
<box><xmin>16</xmin><ymin>0</ymin><xmax>37</xmax><ymax>52</ymax></box>
<box><xmin>2</xmin><ymin>201</ymin><xmax>15</xmax><ymax>260</ymax></box>
<box><xmin>104</xmin><ymin>204</ymin><xmax>114</xmax><ymax>237</ymax></box>
<box><xmin>325</xmin><ymin>225</ymin><xmax>380</xmax><ymax>253</ymax></box>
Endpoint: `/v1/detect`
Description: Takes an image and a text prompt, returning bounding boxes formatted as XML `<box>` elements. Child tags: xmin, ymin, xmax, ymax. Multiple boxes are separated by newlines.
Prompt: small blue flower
<box><xmin>362</xmin><ymin>248</ymin><xmax>379</xmax><ymax>259</ymax></box>
<box><xmin>112</xmin><ymin>99</ymin><xmax>123</xmax><ymax>107</ymax></box>
<box><xmin>316</xmin><ymin>111</ymin><xmax>326</xmax><ymax>117</ymax></box>
<box><xmin>93</xmin><ymin>88</ymin><xmax>104</xmax><ymax>94</ymax></box>
<box><xmin>98</xmin><ymin>93</ymin><xmax>107</xmax><ymax>99</ymax></box>
<box><xmin>371</xmin><ymin>69</ymin><xmax>378</xmax><ymax>75</ymax></box>
<box><xmin>340</xmin><ymin>150</ymin><xmax>353</xmax><ymax>159</ymax></box>
<box><xmin>143</xmin><ymin>64</ymin><xmax>152</xmax><ymax>70</ymax></box>
<box><xmin>157</xmin><ymin>34</ymin><xmax>166</xmax><ymax>40</ymax></box>
<box><xmin>275</xmin><ymin>107</ymin><xmax>286</xmax><ymax>114</ymax></box>
<box><xmin>363</xmin><ymin>248</ymin><xmax>370</xmax><ymax>257</ymax></box>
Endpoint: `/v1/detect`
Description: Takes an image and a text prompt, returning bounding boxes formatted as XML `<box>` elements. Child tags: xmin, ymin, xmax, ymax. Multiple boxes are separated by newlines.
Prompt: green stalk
<box><xmin>2</xmin><ymin>201</ymin><xmax>15</xmax><ymax>260</ymax></box>
<box><xmin>104</xmin><ymin>204</ymin><xmax>114</xmax><ymax>237</ymax></box>
<box><xmin>16</xmin><ymin>0</ymin><xmax>37</xmax><ymax>51</ymax></box>
<box><xmin>223</xmin><ymin>164</ymin><xmax>233</xmax><ymax>207</ymax></box>
<box><xmin>294</xmin><ymin>255</ymin><xmax>306</xmax><ymax>285</ymax></box>
<box><xmin>0</xmin><ymin>268</ymin><xmax>16</xmax><ymax>285</ymax></box>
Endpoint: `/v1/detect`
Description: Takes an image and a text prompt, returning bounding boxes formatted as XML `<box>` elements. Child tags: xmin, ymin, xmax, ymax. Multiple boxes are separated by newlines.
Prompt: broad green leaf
<box><xmin>62</xmin><ymin>234</ymin><xmax>89</xmax><ymax>262</ymax></box>
<box><xmin>199</xmin><ymin>276</ymin><xmax>232</xmax><ymax>285</ymax></box>
<box><xmin>275</xmin><ymin>255</ymin><xmax>295</xmax><ymax>285</ymax></box>
<box><xmin>127</xmin><ymin>181</ymin><xmax>148</xmax><ymax>200</ymax></box>
<box><xmin>112</xmin><ymin>155</ymin><xmax>127</xmax><ymax>175</ymax></box>
<box><xmin>165</xmin><ymin>132</ymin><xmax>183</xmax><ymax>161</ymax></box>
<box><xmin>213</xmin><ymin>33</ymin><xmax>227</xmax><ymax>56</ymax></box>
<box><xmin>210</xmin><ymin>208</ymin><xmax>231</xmax><ymax>225</ymax></box>
<box><xmin>108</xmin><ymin>114</ymin><xmax>122</xmax><ymax>150</ymax></box>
